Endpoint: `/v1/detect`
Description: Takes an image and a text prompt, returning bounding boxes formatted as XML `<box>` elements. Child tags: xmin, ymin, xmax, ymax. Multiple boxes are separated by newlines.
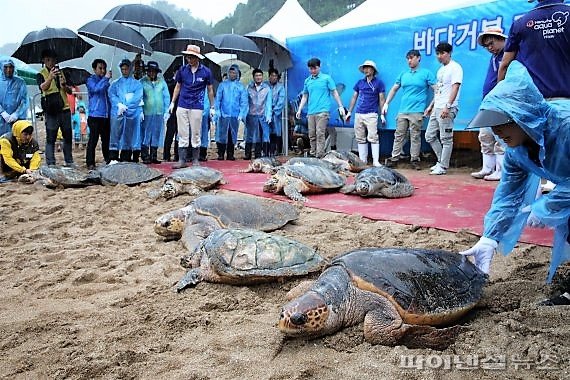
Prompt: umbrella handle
<box><xmin>110</xmin><ymin>45</ymin><xmax>117</xmax><ymax>69</ymax></box>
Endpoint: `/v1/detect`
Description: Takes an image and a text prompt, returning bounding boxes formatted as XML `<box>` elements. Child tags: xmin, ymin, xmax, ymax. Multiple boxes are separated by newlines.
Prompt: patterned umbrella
<box><xmin>104</xmin><ymin>4</ymin><xmax>176</xmax><ymax>29</ymax></box>
<box><xmin>212</xmin><ymin>34</ymin><xmax>262</xmax><ymax>68</ymax></box>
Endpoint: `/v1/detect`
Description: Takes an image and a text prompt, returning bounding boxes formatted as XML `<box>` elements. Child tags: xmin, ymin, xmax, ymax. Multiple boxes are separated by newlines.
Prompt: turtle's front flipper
<box><xmin>283</xmin><ymin>181</ymin><xmax>308</xmax><ymax>202</ymax></box>
<box><xmin>176</xmin><ymin>269</ymin><xmax>203</xmax><ymax>292</ymax></box>
<box><xmin>339</xmin><ymin>184</ymin><xmax>355</xmax><ymax>194</ymax></box>
<box><xmin>186</xmin><ymin>185</ymin><xmax>203</xmax><ymax>196</ymax></box>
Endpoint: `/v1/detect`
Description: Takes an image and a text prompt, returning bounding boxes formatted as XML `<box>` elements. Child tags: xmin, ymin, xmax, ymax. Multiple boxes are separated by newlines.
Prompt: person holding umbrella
<box><xmin>140</xmin><ymin>61</ymin><xmax>170</xmax><ymax>164</ymax></box>
<box><xmin>86</xmin><ymin>59</ymin><xmax>112</xmax><ymax>170</ymax></box>
<box><xmin>108</xmin><ymin>58</ymin><xmax>143</xmax><ymax>163</ymax></box>
<box><xmin>168</xmin><ymin>45</ymin><xmax>214</xmax><ymax>168</ymax></box>
<box><xmin>0</xmin><ymin>58</ymin><xmax>28</xmax><ymax>136</ymax></box>
<box><xmin>37</xmin><ymin>49</ymin><xmax>76</xmax><ymax>168</ymax></box>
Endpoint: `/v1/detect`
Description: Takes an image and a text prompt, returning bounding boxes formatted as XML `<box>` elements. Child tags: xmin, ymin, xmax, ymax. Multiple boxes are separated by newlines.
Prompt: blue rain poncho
<box><xmin>214</xmin><ymin>65</ymin><xmax>248</xmax><ymax>144</ymax></box>
<box><xmin>140</xmin><ymin>75</ymin><xmax>170</xmax><ymax>147</ymax></box>
<box><xmin>0</xmin><ymin>59</ymin><xmax>28</xmax><ymax>135</ymax></box>
<box><xmin>269</xmin><ymin>81</ymin><xmax>285</xmax><ymax>137</ymax></box>
<box><xmin>480</xmin><ymin>61</ymin><xmax>570</xmax><ymax>282</ymax></box>
<box><xmin>108</xmin><ymin>60</ymin><xmax>143</xmax><ymax>151</ymax></box>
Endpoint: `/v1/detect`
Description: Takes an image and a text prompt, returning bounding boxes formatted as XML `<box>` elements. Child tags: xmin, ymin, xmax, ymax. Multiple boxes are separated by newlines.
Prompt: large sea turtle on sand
<box><xmin>18</xmin><ymin>166</ymin><xmax>99</xmax><ymax>188</ymax></box>
<box><xmin>97</xmin><ymin>162</ymin><xmax>163</xmax><ymax>186</ymax></box>
<box><xmin>340</xmin><ymin>166</ymin><xmax>414</xmax><ymax>198</ymax></box>
<box><xmin>278</xmin><ymin>247</ymin><xmax>487</xmax><ymax>350</ymax></box>
<box><xmin>322</xmin><ymin>150</ymin><xmax>368</xmax><ymax>173</ymax></box>
<box><xmin>263</xmin><ymin>165</ymin><xmax>345</xmax><ymax>202</ymax></box>
<box><xmin>158</xmin><ymin>167</ymin><xmax>225</xmax><ymax>199</ymax></box>
<box><xmin>154</xmin><ymin>194</ymin><xmax>299</xmax><ymax>251</ymax></box>
<box><xmin>176</xmin><ymin>228</ymin><xmax>325</xmax><ymax>292</ymax></box>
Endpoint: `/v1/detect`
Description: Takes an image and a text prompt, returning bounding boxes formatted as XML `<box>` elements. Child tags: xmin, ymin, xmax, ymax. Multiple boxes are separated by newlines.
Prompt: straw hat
<box><xmin>477</xmin><ymin>28</ymin><xmax>507</xmax><ymax>46</ymax></box>
<box><xmin>181</xmin><ymin>44</ymin><xmax>204</xmax><ymax>59</ymax></box>
<box><xmin>358</xmin><ymin>60</ymin><xmax>377</xmax><ymax>74</ymax></box>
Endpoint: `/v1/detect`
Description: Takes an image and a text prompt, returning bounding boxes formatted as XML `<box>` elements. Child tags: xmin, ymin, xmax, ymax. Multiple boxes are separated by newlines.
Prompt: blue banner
<box><xmin>285</xmin><ymin>0</ymin><xmax>533</xmax><ymax>130</ymax></box>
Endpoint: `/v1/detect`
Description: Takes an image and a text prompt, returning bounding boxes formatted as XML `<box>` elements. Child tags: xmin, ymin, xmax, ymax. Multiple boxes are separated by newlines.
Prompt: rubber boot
<box><xmin>119</xmin><ymin>150</ymin><xmax>132</xmax><ymax>162</ymax></box>
<box><xmin>244</xmin><ymin>143</ymin><xmax>252</xmax><ymax>160</ymax></box>
<box><xmin>199</xmin><ymin>147</ymin><xmax>208</xmax><ymax>162</ymax></box>
<box><xmin>150</xmin><ymin>147</ymin><xmax>161</xmax><ymax>164</ymax></box>
<box><xmin>484</xmin><ymin>154</ymin><xmax>503</xmax><ymax>181</ymax></box>
<box><xmin>216</xmin><ymin>143</ymin><xmax>226</xmax><ymax>160</ymax></box>
<box><xmin>109</xmin><ymin>150</ymin><xmax>119</xmax><ymax>163</ymax></box>
<box><xmin>173</xmin><ymin>140</ymin><xmax>179</xmax><ymax>162</ymax></box>
<box><xmin>254</xmin><ymin>143</ymin><xmax>262</xmax><ymax>159</ymax></box>
<box><xmin>226</xmin><ymin>143</ymin><xmax>235</xmax><ymax>160</ymax></box>
<box><xmin>141</xmin><ymin>145</ymin><xmax>151</xmax><ymax>164</ymax></box>
<box><xmin>132</xmin><ymin>150</ymin><xmax>140</xmax><ymax>163</ymax></box>
<box><xmin>173</xmin><ymin>147</ymin><xmax>187</xmax><ymax>169</ymax></box>
<box><xmin>262</xmin><ymin>142</ymin><xmax>270</xmax><ymax>157</ymax></box>
<box><xmin>191</xmin><ymin>147</ymin><xmax>200</xmax><ymax>166</ymax></box>
<box><xmin>357</xmin><ymin>143</ymin><xmax>368</xmax><ymax>163</ymax></box>
<box><xmin>269</xmin><ymin>134</ymin><xmax>277</xmax><ymax>156</ymax></box>
<box><xmin>371</xmin><ymin>143</ymin><xmax>381</xmax><ymax>167</ymax></box>
<box><xmin>276</xmin><ymin>135</ymin><xmax>283</xmax><ymax>156</ymax></box>
<box><xmin>471</xmin><ymin>153</ymin><xmax>495</xmax><ymax>179</ymax></box>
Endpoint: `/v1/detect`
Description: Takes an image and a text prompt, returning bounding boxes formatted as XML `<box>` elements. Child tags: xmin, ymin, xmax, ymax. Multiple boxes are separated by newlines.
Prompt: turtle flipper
<box><xmin>284</xmin><ymin>181</ymin><xmax>308</xmax><ymax>202</ymax></box>
<box><xmin>398</xmin><ymin>324</ymin><xmax>464</xmax><ymax>351</ymax></box>
<box><xmin>186</xmin><ymin>185</ymin><xmax>203</xmax><ymax>196</ymax></box>
<box><xmin>176</xmin><ymin>269</ymin><xmax>203</xmax><ymax>292</ymax></box>
<box><xmin>380</xmin><ymin>183</ymin><xmax>414</xmax><ymax>198</ymax></box>
<box><xmin>339</xmin><ymin>184</ymin><xmax>356</xmax><ymax>194</ymax></box>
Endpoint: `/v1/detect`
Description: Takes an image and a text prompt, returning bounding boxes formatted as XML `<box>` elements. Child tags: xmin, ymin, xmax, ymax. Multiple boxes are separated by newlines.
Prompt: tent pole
<box><xmin>283</xmin><ymin>70</ymin><xmax>288</xmax><ymax>155</ymax></box>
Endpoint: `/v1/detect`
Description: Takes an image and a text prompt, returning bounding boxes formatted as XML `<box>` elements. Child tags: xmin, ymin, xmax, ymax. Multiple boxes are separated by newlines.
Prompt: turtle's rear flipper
<box><xmin>176</xmin><ymin>269</ymin><xmax>202</xmax><ymax>292</ymax></box>
<box><xmin>399</xmin><ymin>324</ymin><xmax>465</xmax><ymax>351</ymax></box>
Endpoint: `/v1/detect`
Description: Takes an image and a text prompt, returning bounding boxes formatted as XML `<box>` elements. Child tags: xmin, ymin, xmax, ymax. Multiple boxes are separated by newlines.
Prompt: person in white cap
<box><xmin>345</xmin><ymin>59</ymin><xmax>385</xmax><ymax>166</ymax></box>
<box><xmin>168</xmin><ymin>44</ymin><xmax>215</xmax><ymax>167</ymax></box>
<box><xmin>470</xmin><ymin>28</ymin><xmax>507</xmax><ymax>181</ymax></box>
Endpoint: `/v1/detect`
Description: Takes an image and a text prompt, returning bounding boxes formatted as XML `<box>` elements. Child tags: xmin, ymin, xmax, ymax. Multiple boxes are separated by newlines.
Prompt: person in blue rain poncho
<box><xmin>0</xmin><ymin>59</ymin><xmax>28</xmax><ymax>136</ymax></box>
<box><xmin>461</xmin><ymin>61</ymin><xmax>570</xmax><ymax>306</ymax></box>
<box><xmin>245</xmin><ymin>68</ymin><xmax>272</xmax><ymax>159</ymax></box>
<box><xmin>198</xmin><ymin>91</ymin><xmax>212</xmax><ymax>161</ymax></box>
<box><xmin>140</xmin><ymin>61</ymin><xmax>170</xmax><ymax>164</ymax></box>
<box><xmin>214</xmin><ymin>64</ymin><xmax>247</xmax><ymax>161</ymax></box>
<box><xmin>267</xmin><ymin>68</ymin><xmax>285</xmax><ymax>156</ymax></box>
<box><xmin>108</xmin><ymin>59</ymin><xmax>143</xmax><ymax>162</ymax></box>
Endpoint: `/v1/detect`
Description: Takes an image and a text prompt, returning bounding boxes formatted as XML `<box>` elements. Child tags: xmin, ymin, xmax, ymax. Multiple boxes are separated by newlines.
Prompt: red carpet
<box><xmin>150</xmin><ymin>160</ymin><xmax>553</xmax><ymax>247</ymax></box>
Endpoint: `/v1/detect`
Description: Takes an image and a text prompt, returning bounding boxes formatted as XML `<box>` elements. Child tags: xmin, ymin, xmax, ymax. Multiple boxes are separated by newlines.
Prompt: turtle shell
<box><xmin>98</xmin><ymin>162</ymin><xmax>163</xmax><ymax>186</ymax></box>
<box><xmin>323</xmin><ymin>150</ymin><xmax>367</xmax><ymax>172</ymax></box>
<box><xmin>286</xmin><ymin>157</ymin><xmax>340</xmax><ymax>172</ymax></box>
<box><xmin>168</xmin><ymin>167</ymin><xmax>224</xmax><ymax>187</ymax></box>
<box><xmin>331</xmin><ymin>248</ymin><xmax>486</xmax><ymax>324</ymax></box>
<box><xmin>352</xmin><ymin>166</ymin><xmax>414</xmax><ymax>198</ymax></box>
<box><xmin>282</xmin><ymin>165</ymin><xmax>345</xmax><ymax>189</ymax></box>
<box><xmin>193</xmin><ymin>194</ymin><xmax>299</xmax><ymax>231</ymax></box>
<box><xmin>200</xmin><ymin>229</ymin><xmax>324</xmax><ymax>279</ymax></box>
<box><xmin>38</xmin><ymin>166</ymin><xmax>99</xmax><ymax>188</ymax></box>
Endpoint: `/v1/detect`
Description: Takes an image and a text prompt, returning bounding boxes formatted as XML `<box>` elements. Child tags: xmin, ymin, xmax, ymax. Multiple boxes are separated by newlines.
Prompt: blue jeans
<box><xmin>45</xmin><ymin>109</ymin><xmax>73</xmax><ymax>165</ymax></box>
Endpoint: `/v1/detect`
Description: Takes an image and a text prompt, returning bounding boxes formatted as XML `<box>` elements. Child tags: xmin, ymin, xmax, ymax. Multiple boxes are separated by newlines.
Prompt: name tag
<box><xmin>25</xmin><ymin>153</ymin><xmax>33</xmax><ymax>158</ymax></box>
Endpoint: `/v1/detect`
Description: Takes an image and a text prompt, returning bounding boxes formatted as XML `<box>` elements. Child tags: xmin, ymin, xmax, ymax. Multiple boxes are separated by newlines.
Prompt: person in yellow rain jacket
<box><xmin>0</xmin><ymin>120</ymin><xmax>41</xmax><ymax>180</ymax></box>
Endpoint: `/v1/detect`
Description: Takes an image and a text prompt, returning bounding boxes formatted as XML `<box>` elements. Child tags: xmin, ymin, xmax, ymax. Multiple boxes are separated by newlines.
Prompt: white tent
<box><xmin>255</xmin><ymin>0</ymin><xmax>322</xmax><ymax>42</ymax></box>
<box><xmin>322</xmin><ymin>0</ymin><xmax>497</xmax><ymax>32</ymax></box>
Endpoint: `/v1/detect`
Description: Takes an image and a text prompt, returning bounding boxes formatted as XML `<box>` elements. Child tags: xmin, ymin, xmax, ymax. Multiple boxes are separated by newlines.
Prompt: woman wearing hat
<box><xmin>0</xmin><ymin>120</ymin><xmax>41</xmax><ymax>179</ymax></box>
<box><xmin>140</xmin><ymin>61</ymin><xmax>170</xmax><ymax>164</ymax></box>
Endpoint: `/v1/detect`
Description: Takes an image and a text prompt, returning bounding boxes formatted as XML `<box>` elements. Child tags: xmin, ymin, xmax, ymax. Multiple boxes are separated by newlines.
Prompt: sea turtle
<box><xmin>278</xmin><ymin>247</ymin><xmax>487</xmax><ymax>350</ymax></box>
<box><xmin>340</xmin><ymin>166</ymin><xmax>414</xmax><ymax>198</ymax></box>
<box><xmin>158</xmin><ymin>167</ymin><xmax>225</xmax><ymax>199</ymax></box>
<box><xmin>323</xmin><ymin>150</ymin><xmax>368</xmax><ymax>173</ymax></box>
<box><xmin>176</xmin><ymin>228</ymin><xmax>325</xmax><ymax>292</ymax></box>
<box><xmin>263</xmin><ymin>165</ymin><xmax>345</xmax><ymax>202</ymax></box>
<box><xmin>18</xmin><ymin>166</ymin><xmax>99</xmax><ymax>188</ymax></box>
<box><xmin>240</xmin><ymin>157</ymin><xmax>282</xmax><ymax>173</ymax></box>
<box><xmin>154</xmin><ymin>194</ymin><xmax>299</xmax><ymax>251</ymax></box>
<box><xmin>97</xmin><ymin>162</ymin><xmax>163</xmax><ymax>186</ymax></box>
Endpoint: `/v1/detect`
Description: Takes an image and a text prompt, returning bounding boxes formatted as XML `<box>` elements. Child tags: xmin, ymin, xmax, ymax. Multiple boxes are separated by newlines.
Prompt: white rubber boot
<box><xmin>371</xmin><ymin>143</ymin><xmax>381</xmax><ymax>167</ymax></box>
<box><xmin>484</xmin><ymin>154</ymin><xmax>503</xmax><ymax>181</ymax></box>
<box><xmin>471</xmin><ymin>153</ymin><xmax>496</xmax><ymax>179</ymax></box>
<box><xmin>358</xmin><ymin>143</ymin><xmax>368</xmax><ymax>163</ymax></box>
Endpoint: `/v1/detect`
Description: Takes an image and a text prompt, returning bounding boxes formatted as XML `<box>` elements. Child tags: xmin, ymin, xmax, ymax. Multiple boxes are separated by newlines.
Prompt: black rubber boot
<box><xmin>244</xmin><ymin>143</ymin><xmax>252</xmax><ymax>160</ymax></box>
<box><xmin>216</xmin><ymin>143</ymin><xmax>226</xmax><ymax>160</ymax></box>
<box><xmin>141</xmin><ymin>145</ymin><xmax>151</xmax><ymax>164</ymax></box>
<box><xmin>199</xmin><ymin>147</ymin><xmax>208</xmax><ymax>162</ymax></box>
<box><xmin>276</xmin><ymin>136</ymin><xmax>283</xmax><ymax>156</ymax></box>
<box><xmin>131</xmin><ymin>150</ymin><xmax>140</xmax><ymax>163</ymax></box>
<box><xmin>150</xmin><ymin>147</ymin><xmax>161</xmax><ymax>164</ymax></box>
<box><xmin>262</xmin><ymin>142</ymin><xmax>270</xmax><ymax>157</ymax></box>
<box><xmin>173</xmin><ymin>147</ymin><xmax>187</xmax><ymax>169</ymax></box>
<box><xmin>226</xmin><ymin>143</ymin><xmax>235</xmax><ymax>160</ymax></box>
<box><xmin>119</xmin><ymin>150</ymin><xmax>132</xmax><ymax>162</ymax></box>
<box><xmin>254</xmin><ymin>143</ymin><xmax>262</xmax><ymax>159</ymax></box>
<box><xmin>173</xmin><ymin>140</ymin><xmax>179</xmax><ymax>162</ymax></box>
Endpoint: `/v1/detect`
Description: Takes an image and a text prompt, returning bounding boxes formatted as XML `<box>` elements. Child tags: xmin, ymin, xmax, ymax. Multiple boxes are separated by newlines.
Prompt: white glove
<box><xmin>209</xmin><ymin>107</ymin><xmax>215</xmax><ymax>119</ymax></box>
<box><xmin>266</xmin><ymin>116</ymin><xmax>272</xmax><ymax>124</ymax></box>
<box><xmin>381</xmin><ymin>103</ymin><xmax>389</xmax><ymax>115</ymax></box>
<box><xmin>380</xmin><ymin>114</ymin><xmax>386</xmax><ymax>124</ymax></box>
<box><xmin>168</xmin><ymin>102</ymin><xmax>175</xmax><ymax>114</ymax></box>
<box><xmin>344</xmin><ymin>111</ymin><xmax>351</xmax><ymax>122</ymax></box>
<box><xmin>163</xmin><ymin>113</ymin><xmax>170</xmax><ymax>123</ymax></box>
<box><xmin>8</xmin><ymin>113</ymin><xmax>18</xmax><ymax>123</ymax></box>
<box><xmin>1</xmin><ymin>111</ymin><xmax>10</xmax><ymax>122</ymax></box>
<box><xmin>117</xmin><ymin>103</ymin><xmax>127</xmax><ymax>116</ymax></box>
<box><xmin>521</xmin><ymin>205</ymin><xmax>546</xmax><ymax>228</ymax></box>
<box><xmin>338</xmin><ymin>106</ymin><xmax>346</xmax><ymax>120</ymax></box>
<box><xmin>459</xmin><ymin>236</ymin><xmax>497</xmax><ymax>274</ymax></box>
<box><xmin>140</xmin><ymin>113</ymin><xmax>144</xmax><ymax>121</ymax></box>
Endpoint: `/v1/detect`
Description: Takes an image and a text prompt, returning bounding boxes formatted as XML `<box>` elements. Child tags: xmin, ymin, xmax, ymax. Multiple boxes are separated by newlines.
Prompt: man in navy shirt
<box><xmin>169</xmin><ymin>45</ymin><xmax>215</xmax><ymax>167</ymax></box>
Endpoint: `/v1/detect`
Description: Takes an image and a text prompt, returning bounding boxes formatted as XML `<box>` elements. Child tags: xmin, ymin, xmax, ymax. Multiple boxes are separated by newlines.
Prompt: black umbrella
<box><xmin>245</xmin><ymin>32</ymin><xmax>292</xmax><ymax>71</ymax></box>
<box><xmin>212</xmin><ymin>34</ymin><xmax>262</xmax><ymax>68</ymax></box>
<box><xmin>150</xmin><ymin>28</ymin><xmax>216</xmax><ymax>55</ymax></box>
<box><xmin>61</xmin><ymin>67</ymin><xmax>91</xmax><ymax>86</ymax></box>
<box><xmin>164</xmin><ymin>56</ymin><xmax>222</xmax><ymax>83</ymax></box>
<box><xmin>78</xmin><ymin>19</ymin><xmax>152</xmax><ymax>56</ymax></box>
<box><xmin>12</xmin><ymin>27</ymin><xmax>93</xmax><ymax>64</ymax></box>
<box><xmin>103</xmin><ymin>3</ymin><xmax>176</xmax><ymax>29</ymax></box>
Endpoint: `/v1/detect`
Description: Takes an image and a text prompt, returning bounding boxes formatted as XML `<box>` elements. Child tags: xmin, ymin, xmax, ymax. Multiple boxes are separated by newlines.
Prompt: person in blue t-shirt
<box><xmin>471</xmin><ymin>28</ymin><xmax>507</xmax><ymax>182</ymax></box>
<box><xmin>345</xmin><ymin>60</ymin><xmax>385</xmax><ymax>167</ymax></box>
<box><xmin>295</xmin><ymin>58</ymin><xmax>345</xmax><ymax>158</ymax></box>
<box><xmin>383</xmin><ymin>50</ymin><xmax>436</xmax><ymax>170</ymax></box>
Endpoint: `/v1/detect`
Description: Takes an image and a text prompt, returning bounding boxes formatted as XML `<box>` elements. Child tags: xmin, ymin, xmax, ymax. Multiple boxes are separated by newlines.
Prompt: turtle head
<box><xmin>355</xmin><ymin>181</ymin><xmax>371</xmax><ymax>195</ymax></box>
<box><xmin>263</xmin><ymin>176</ymin><xmax>280</xmax><ymax>193</ymax></box>
<box><xmin>250</xmin><ymin>160</ymin><xmax>264</xmax><ymax>173</ymax></box>
<box><xmin>160</xmin><ymin>180</ymin><xmax>179</xmax><ymax>199</ymax></box>
<box><xmin>278</xmin><ymin>291</ymin><xmax>331</xmax><ymax>337</ymax></box>
<box><xmin>154</xmin><ymin>207</ymin><xmax>190</xmax><ymax>239</ymax></box>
